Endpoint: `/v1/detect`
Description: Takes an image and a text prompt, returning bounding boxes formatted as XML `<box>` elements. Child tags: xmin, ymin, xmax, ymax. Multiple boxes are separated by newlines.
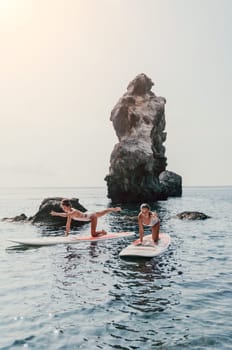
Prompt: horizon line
<box><xmin>0</xmin><ymin>185</ymin><xmax>231</xmax><ymax>189</ymax></box>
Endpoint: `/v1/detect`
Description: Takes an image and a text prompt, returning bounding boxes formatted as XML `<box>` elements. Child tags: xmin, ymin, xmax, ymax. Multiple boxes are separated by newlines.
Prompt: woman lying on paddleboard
<box><xmin>50</xmin><ymin>199</ymin><xmax>121</xmax><ymax>237</ymax></box>
<box><xmin>138</xmin><ymin>203</ymin><xmax>160</xmax><ymax>244</ymax></box>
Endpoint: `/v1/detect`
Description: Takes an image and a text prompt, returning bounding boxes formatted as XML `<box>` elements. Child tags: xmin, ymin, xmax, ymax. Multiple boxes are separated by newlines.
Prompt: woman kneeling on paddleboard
<box><xmin>50</xmin><ymin>199</ymin><xmax>121</xmax><ymax>237</ymax></box>
<box><xmin>138</xmin><ymin>203</ymin><xmax>160</xmax><ymax>244</ymax></box>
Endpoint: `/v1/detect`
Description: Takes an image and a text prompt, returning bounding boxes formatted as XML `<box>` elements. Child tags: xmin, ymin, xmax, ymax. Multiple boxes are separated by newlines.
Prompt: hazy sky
<box><xmin>0</xmin><ymin>0</ymin><xmax>231</xmax><ymax>187</ymax></box>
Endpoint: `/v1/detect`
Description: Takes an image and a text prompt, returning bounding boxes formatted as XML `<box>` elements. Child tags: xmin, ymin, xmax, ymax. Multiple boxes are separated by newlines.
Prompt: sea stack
<box><xmin>105</xmin><ymin>73</ymin><xmax>182</xmax><ymax>203</ymax></box>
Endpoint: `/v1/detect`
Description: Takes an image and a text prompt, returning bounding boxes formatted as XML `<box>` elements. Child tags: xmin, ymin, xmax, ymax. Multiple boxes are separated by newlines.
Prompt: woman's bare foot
<box><xmin>92</xmin><ymin>229</ymin><xmax>107</xmax><ymax>237</ymax></box>
<box><xmin>111</xmin><ymin>207</ymin><xmax>121</xmax><ymax>212</ymax></box>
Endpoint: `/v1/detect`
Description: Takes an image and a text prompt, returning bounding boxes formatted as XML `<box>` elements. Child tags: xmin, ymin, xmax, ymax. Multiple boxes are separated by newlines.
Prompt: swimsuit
<box><xmin>143</xmin><ymin>216</ymin><xmax>160</xmax><ymax>227</ymax></box>
<box><xmin>73</xmin><ymin>212</ymin><xmax>93</xmax><ymax>222</ymax></box>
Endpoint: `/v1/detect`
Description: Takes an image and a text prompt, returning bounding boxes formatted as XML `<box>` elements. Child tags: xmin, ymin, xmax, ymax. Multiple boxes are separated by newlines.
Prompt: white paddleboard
<box><xmin>119</xmin><ymin>233</ymin><xmax>171</xmax><ymax>258</ymax></box>
<box><xmin>8</xmin><ymin>231</ymin><xmax>135</xmax><ymax>247</ymax></box>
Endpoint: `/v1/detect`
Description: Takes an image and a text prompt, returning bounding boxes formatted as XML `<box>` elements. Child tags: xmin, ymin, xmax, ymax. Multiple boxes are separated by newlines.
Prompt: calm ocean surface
<box><xmin>0</xmin><ymin>186</ymin><xmax>231</xmax><ymax>350</ymax></box>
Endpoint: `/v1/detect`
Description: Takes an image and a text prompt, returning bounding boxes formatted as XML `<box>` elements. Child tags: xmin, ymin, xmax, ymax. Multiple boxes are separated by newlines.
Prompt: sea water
<box><xmin>0</xmin><ymin>186</ymin><xmax>231</xmax><ymax>349</ymax></box>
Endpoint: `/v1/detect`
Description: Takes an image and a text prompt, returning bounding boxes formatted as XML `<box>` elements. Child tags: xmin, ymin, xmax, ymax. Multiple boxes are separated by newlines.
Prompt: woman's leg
<box><xmin>90</xmin><ymin>213</ymin><xmax>107</xmax><ymax>237</ymax></box>
<box><xmin>90</xmin><ymin>208</ymin><xmax>121</xmax><ymax>237</ymax></box>
<box><xmin>152</xmin><ymin>222</ymin><xmax>160</xmax><ymax>243</ymax></box>
<box><xmin>95</xmin><ymin>207</ymin><xmax>121</xmax><ymax>218</ymax></box>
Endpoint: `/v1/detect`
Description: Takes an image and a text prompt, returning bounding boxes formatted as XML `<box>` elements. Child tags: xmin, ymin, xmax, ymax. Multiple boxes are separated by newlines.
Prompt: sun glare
<box><xmin>0</xmin><ymin>0</ymin><xmax>13</xmax><ymax>7</ymax></box>
<box><xmin>0</xmin><ymin>0</ymin><xmax>19</xmax><ymax>13</ymax></box>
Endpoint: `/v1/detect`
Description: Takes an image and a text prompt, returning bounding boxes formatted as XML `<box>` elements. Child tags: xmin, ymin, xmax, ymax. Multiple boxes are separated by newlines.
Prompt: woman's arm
<box><xmin>138</xmin><ymin>214</ymin><xmax>144</xmax><ymax>243</ymax></box>
<box><xmin>152</xmin><ymin>211</ymin><xmax>159</xmax><ymax>218</ymax></box>
<box><xmin>65</xmin><ymin>215</ymin><xmax>72</xmax><ymax>236</ymax></box>
<box><xmin>50</xmin><ymin>211</ymin><xmax>68</xmax><ymax>218</ymax></box>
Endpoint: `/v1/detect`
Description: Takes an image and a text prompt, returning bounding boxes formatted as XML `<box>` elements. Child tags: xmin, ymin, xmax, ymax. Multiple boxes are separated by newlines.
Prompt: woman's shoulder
<box><xmin>69</xmin><ymin>208</ymin><xmax>80</xmax><ymax>215</ymax></box>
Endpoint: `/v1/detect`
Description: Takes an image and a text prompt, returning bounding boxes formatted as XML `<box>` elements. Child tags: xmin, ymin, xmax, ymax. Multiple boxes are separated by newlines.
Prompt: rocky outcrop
<box><xmin>159</xmin><ymin>171</ymin><xmax>182</xmax><ymax>197</ymax></box>
<box><xmin>31</xmin><ymin>197</ymin><xmax>88</xmax><ymax>227</ymax></box>
<box><xmin>2</xmin><ymin>213</ymin><xmax>28</xmax><ymax>222</ymax></box>
<box><xmin>2</xmin><ymin>197</ymin><xmax>88</xmax><ymax>228</ymax></box>
<box><xmin>105</xmin><ymin>73</ymin><xmax>182</xmax><ymax>203</ymax></box>
<box><xmin>177</xmin><ymin>211</ymin><xmax>211</xmax><ymax>220</ymax></box>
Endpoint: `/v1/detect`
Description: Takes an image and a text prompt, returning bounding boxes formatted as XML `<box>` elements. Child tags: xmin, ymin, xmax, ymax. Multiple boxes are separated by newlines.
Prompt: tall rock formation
<box><xmin>105</xmin><ymin>73</ymin><xmax>182</xmax><ymax>203</ymax></box>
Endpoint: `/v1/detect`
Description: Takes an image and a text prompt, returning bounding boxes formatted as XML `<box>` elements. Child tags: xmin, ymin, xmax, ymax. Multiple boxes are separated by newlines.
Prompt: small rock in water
<box><xmin>176</xmin><ymin>211</ymin><xmax>210</xmax><ymax>220</ymax></box>
<box><xmin>2</xmin><ymin>213</ymin><xmax>27</xmax><ymax>222</ymax></box>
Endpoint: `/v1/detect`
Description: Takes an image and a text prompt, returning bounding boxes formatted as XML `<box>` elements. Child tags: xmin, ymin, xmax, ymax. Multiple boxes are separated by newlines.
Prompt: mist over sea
<box><xmin>0</xmin><ymin>186</ymin><xmax>231</xmax><ymax>349</ymax></box>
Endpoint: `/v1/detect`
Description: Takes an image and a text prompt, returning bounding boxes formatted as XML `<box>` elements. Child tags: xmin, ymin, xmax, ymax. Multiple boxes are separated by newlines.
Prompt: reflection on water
<box><xmin>5</xmin><ymin>244</ymin><xmax>39</xmax><ymax>253</ymax></box>
<box><xmin>1</xmin><ymin>187</ymin><xmax>232</xmax><ymax>349</ymax></box>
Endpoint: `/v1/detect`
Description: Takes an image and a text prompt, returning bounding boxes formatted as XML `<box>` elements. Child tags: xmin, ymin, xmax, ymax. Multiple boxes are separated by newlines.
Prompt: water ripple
<box><xmin>1</xmin><ymin>187</ymin><xmax>232</xmax><ymax>349</ymax></box>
